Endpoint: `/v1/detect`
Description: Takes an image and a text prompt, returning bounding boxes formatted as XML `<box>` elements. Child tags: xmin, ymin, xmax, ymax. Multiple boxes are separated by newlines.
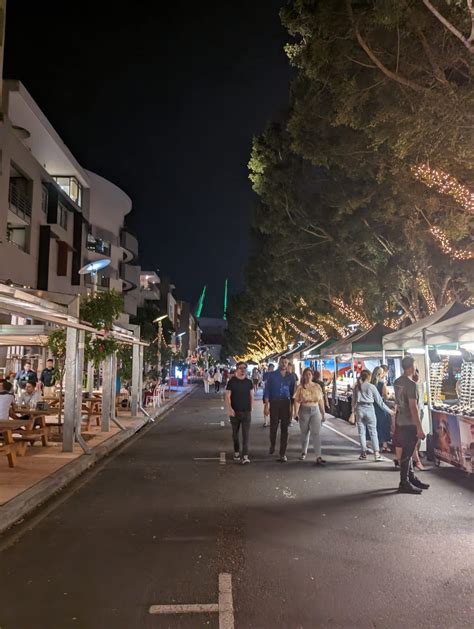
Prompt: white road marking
<box><xmin>323</xmin><ymin>420</ymin><xmax>373</xmax><ymax>451</ymax></box>
<box><xmin>220</xmin><ymin>420</ymin><xmax>225</xmax><ymax>427</ymax></box>
<box><xmin>149</xmin><ymin>573</ymin><xmax>234</xmax><ymax>628</ymax></box>
<box><xmin>193</xmin><ymin>457</ymin><xmax>220</xmax><ymax>461</ymax></box>
<box><xmin>219</xmin><ymin>451</ymin><xmax>226</xmax><ymax>465</ymax></box>
<box><xmin>162</xmin><ymin>536</ymin><xmax>214</xmax><ymax>542</ymax></box>
<box><xmin>218</xmin><ymin>573</ymin><xmax>234</xmax><ymax>629</ymax></box>
<box><xmin>149</xmin><ymin>604</ymin><xmax>219</xmax><ymax>614</ymax></box>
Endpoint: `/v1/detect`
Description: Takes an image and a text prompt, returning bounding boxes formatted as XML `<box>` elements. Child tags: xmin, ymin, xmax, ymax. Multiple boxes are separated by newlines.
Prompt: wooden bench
<box><xmin>81</xmin><ymin>398</ymin><xmax>102</xmax><ymax>432</ymax></box>
<box><xmin>10</xmin><ymin>410</ymin><xmax>50</xmax><ymax>448</ymax></box>
<box><xmin>0</xmin><ymin>420</ymin><xmax>30</xmax><ymax>467</ymax></box>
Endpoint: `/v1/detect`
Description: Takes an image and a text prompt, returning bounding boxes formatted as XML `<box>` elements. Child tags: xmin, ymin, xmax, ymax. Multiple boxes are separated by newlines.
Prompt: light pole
<box><xmin>153</xmin><ymin>314</ymin><xmax>167</xmax><ymax>374</ymax></box>
<box><xmin>78</xmin><ymin>258</ymin><xmax>111</xmax><ymax>295</ymax></box>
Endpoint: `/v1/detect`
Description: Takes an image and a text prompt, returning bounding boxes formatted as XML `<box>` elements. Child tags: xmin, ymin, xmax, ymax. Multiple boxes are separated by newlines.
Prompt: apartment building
<box><xmin>0</xmin><ymin>81</ymin><xmax>140</xmax><ymax>322</ymax></box>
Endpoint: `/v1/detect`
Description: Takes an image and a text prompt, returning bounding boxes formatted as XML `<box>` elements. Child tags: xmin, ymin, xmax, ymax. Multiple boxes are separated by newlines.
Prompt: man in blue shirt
<box><xmin>263</xmin><ymin>357</ymin><xmax>296</xmax><ymax>461</ymax></box>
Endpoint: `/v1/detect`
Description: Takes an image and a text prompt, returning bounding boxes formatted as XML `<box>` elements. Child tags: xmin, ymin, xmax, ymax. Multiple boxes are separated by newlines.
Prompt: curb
<box><xmin>0</xmin><ymin>386</ymin><xmax>196</xmax><ymax>536</ymax></box>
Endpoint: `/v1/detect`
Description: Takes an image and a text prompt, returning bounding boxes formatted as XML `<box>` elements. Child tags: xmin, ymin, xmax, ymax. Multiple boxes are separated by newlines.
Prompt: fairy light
<box><xmin>430</xmin><ymin>226</ymin><xmax>474</xmax><ymax>260</ymax></box>
<box><xmin>281</xmin><ymin>316</ymin><xmax>320</xmax><ymax>344</ymax></box>
<box><xmin>235</xmin><ymin>319</ymin><xmax>291</xmax><ymax>363</ymax></box>
<box><xmin>292</xmin><ymin>316</ymin><xmax>328</xmax><ymax>340</ymax></box>
<box><xmin>417</xmin><ymin>274</ymin><xmax>436</xmax><ymax>315</ymax></box>
<box><xmin>383</xmin><ymin>316</ymin><xmax>406</xmax><ymax>330</ymax></box>
<box><xmin>331</xmin><ymin>297</ymin><xmax>372</xmax><ymax>329</ymax></box>
<box><xmin>298</xmin><ymin>297</ymin><xmax>348</xmax><ymax>336</ymax></box>
<box><xmin>412</xmin><ymin>164</ymin><xmax>474</xmax><ymax>214</ymax></box>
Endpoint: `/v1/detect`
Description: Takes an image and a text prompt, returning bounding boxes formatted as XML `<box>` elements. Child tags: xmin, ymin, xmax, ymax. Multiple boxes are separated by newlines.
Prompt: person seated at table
<box><xmin>0</xmin><ymin>379</ymin><xmax>15</xmax><ymax>419</ymax></box>
<box><xmin>16</xmin><ymin>382</ymin><xmax>41</xmax><ymax>409</ymax></box>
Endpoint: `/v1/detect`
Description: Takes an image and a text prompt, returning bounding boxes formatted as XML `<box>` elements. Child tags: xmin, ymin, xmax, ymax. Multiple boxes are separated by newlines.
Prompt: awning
<box><xmin>0</xmin><ymin>324</ymin><xmax>53</xmax><ymax>347</ymax></box>
<box><xmin>321</xmin><ymin>329</ymin><xmax>364</xmax><ymax>357</ymax></box>
<box><xmin>383</xmin><ymin>302</ymin><xmax>469</xmax><ymax>350</ymax></box>
<box><xmin>281</xmin><ymin>341</ymin><xmax>307</xmax><ymax>358</ymax></box>
<box><xmin>423</xmin><ymin>309</ymin><xmax>474</xmax><ymax>346</ymax></box>
<box><xmin>302</xmin><ymin>337</ymin><xmax>338</xmax><ymax>358</ymax></box>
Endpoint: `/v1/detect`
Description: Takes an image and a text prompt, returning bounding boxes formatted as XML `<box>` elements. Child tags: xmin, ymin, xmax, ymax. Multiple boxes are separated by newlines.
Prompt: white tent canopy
<box><xmin>383</xmin><ymin>302</ymin><xmax>469</xmax><ymax>350</ymax></box>
<box><xmin>423</xmin><ymin>309</ymin><xmax>474</xmax><ymax>346</ymax></box>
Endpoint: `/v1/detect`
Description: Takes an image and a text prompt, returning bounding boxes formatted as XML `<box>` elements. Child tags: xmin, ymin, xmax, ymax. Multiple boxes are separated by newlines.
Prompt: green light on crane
<box><xmin>223</xmin><ymin>278</ymin><xmax>228</xmax><ymax>320</ymax></box>
<box><xmin>196</xmin><ymin>285</ymin><xmax>206</xmax><ymax>318</ymax></box>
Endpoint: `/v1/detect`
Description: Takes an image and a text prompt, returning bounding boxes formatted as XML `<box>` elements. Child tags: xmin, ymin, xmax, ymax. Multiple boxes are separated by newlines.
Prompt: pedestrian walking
<box><xmin>287</xmin><ymin>363</ymin><xmax>299</xmax><ymax>426</ymax></box>
<box><xmin>263</xmin><ymin>357</ymin><xmax>296</xmax><ymax>462</ymax></box>
<box><xmin>225</xmin><ymin>361</ymin><xmax>254</xmax><ymax>464</ymax></box>
<box><xmin>251</xmin><ymin>367</ymin><xmax>260</xmax><ymax>393</ymax></box>
<box><xmin>293</xmin><ymin>368</ymin><xmax>326</xmax><ymax>465</ymax></box>
<box><xmin>371</xmin><ymin>366</ymin><xmax>391</xmax><ymax>452</ymax></box>
<box><xmin>214</xmin><ymin>368</ymin><xmax>222</xmax><ymax>393</ymax></box>
<box><xmin>352</xmin><ymin>370</ymin><xmax>394</xmax><ymax>462</ymax></box>
<box><xmin>203</xmin><ymin>369</ymin><xmax>210</xmax><ymax>394</ymax></box>
<box><xmin>393</xmin><ymin>356</ymin><xmax>430</xmax><ymax>494</ymax></box>
<box><xmin>261</xmin><ymin>364</ymin><xmax>274</xmax><ymax>427</ymax></box>
<box><xmin>312</xmin><ymin>369</ymin><xmax>329</xmax><ymax>411</ymax></box>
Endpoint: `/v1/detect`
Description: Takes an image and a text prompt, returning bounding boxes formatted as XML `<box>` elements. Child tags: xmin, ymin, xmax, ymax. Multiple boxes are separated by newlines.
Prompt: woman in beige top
<box><xmin>293</xmin><ymin>368</ymin><xmax>326</xmax><ymax>465</ymax></box>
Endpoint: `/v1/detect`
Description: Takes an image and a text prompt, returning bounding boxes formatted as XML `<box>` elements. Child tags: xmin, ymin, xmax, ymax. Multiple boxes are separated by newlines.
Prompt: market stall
<box><xmin>383</xmin><ymin>302</ymin><xmax>472</xmax><ymax>471</ymax></box>
<box><xmin>321</xmin><ymin>324</ymin><xmax>395</xmax><ymax>421</ymax></box>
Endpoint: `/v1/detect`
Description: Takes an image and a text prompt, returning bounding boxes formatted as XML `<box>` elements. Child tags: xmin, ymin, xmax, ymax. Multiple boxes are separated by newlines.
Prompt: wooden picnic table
<box><xmin>81</xmin><ymin>397</ymin><xmax>102</xmax><ymax>431</ymax></box>
<box><xmin>0</xmin><ymin>420</ymin><xmax>30</xmax><ymax>467</ymax></box>
<box><xmin>10</xmin><ymin>407</ymin><xmax>52</xmax><ymax>448</ymax></box>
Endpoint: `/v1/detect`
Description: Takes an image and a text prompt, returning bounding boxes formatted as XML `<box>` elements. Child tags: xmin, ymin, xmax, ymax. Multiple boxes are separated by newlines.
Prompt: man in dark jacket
<box><xmin>263</xmin><ymin>358</ymin><xmax>296</xmax><ymax>462</ymax></box>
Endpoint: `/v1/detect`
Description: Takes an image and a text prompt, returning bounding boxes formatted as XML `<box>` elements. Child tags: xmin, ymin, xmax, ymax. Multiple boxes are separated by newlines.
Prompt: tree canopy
<box><xmin>226</xmin><ymin>0</ymin><xmax>474</xmax><ymax>360</ymax></box>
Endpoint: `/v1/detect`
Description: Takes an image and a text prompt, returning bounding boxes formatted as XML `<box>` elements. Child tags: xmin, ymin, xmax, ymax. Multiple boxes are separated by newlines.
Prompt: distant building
<box><xmin>197</xmin><ymin>317</ymin><xmax>227</xmax><ymax>362</ymax></box>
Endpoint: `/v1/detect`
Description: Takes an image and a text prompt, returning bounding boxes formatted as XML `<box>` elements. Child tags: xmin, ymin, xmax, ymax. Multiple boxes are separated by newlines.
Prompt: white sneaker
<box><xmin>234</xmin><ymin>452</ymin><xmax>240</xmax><ymax>461</ymax></box>
<box><xmin>241</xmin><ymin>456</ymin><xmax>250</xmax><ymax>465</ymax></box>
<box><xmin>374</xmin><ymin>454</ymin><xmax>386</xmax><ymax>462</ymax></box>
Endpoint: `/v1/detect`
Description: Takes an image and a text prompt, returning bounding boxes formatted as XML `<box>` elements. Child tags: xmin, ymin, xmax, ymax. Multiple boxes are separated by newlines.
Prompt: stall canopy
<box><xmin>423</xmin><ymin>309</ymin><xmax>474</xmax><ymax>346</ymax></box>
<box><xmin>281</xmin><ymin>341</ymin><xmax>307</xmax><ymax>359</ymax></box>
<box><xmin>320</xmin><ymin>329</ymin><xmax>365</xmax><ymax>357</ymax></box>
<box><xmin>383</xmin><ymin>302</ymin><xmax>469</xmax><ymax>351</ymax></box>
<box><xmin>303</xmin><ymin>338</ymin><xmax>338</xmax><ymax>358</ymax></box>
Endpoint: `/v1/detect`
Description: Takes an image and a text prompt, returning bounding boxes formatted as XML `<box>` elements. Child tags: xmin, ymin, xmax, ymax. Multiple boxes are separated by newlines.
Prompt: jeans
<box><xmin>230</xmin><ymin>412</ymin><xmax>251</xmax><ymax>456</ymax></box>
<box><xmin>269</xmin><ymin>399</ymin><xmax>291</xmax><ymax>456</ymax></box>
<box><xmin>356</xmin><ymin>405</ymin><xmax>380</xmax><ymax>454</ymax></box>
<box><xmin>299</xmin><ymin>405</ymin><xmax>322</xmax><ymax>458</ymax></box>
<box><xmin>397</xmin><ymin>424</ymin><xmax>418</xmax><ymax>484</ymax></box>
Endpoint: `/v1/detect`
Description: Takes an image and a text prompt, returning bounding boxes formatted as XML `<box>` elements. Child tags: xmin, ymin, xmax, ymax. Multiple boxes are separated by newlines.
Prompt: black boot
<box><xmin>409</xmin><ymin>475</ymin><xmax>430</xmax><ymax>490</ymax></box>
<box><xmin>398</xmin><ymin>481</ymin><xmax>422</xmax><ymax>495</ymax></box>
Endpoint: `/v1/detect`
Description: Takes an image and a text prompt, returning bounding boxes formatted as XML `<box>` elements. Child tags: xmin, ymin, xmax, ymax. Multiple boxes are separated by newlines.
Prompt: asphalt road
<box><xmin>0</xmin><ymin>387</ymin><xmax>472</xmax><ymax>629</ymax></box>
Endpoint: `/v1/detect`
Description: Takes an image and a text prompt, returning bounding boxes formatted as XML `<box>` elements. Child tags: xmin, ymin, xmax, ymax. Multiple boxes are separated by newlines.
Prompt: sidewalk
<box><xmin>0</xmin><ymin>385</ymin><xmax>195</xmax><ymax>535</ymax></box>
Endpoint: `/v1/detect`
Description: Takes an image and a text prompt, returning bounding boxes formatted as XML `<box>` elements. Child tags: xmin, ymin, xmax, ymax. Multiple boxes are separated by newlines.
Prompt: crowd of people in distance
<box><xmin>220</xmin><ymin>355</ymin><xmax>430</xmax><ymax>494</ymax></box>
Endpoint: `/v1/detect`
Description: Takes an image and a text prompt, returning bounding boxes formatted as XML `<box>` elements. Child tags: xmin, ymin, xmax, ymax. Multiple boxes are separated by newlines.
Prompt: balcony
<box><xmin>120</xmin><ymin>228</ymin><xmax>138</xmax><ymax>263</ymax></box>
<box><xmin>119</xmin><ymin>261</ymin><xmax>139</xmax><ymax>292</ymax></box>
<box><xmin>9</xmin><ymin>182</ymin><xmax>32</xmax><ymax>224</ymax></box>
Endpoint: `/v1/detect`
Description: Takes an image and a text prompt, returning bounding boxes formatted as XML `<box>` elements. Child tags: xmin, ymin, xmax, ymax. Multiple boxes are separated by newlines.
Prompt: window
<box><xmin>41</xmin><ymin>185</ymin><xmax>48</xmax><ymax>214</ymax></box>
<box><xmin>53</xmin><ymin>176</ymin><xmax>83</xmax><ymax>207</ymax></box>
<box><xmin>86</xmin><ymin>232</ymin><xmax>111</xmax><ymax>256</ymax></box>
<box><xmin>58</xmin><ymin>203</ymin><xmax>68</xmax><ymax>230</ymax></box>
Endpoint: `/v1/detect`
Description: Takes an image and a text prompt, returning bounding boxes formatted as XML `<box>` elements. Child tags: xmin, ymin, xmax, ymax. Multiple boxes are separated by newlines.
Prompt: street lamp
<box><xmin>78</xmin><ymin>258</ymin><xmax>111</xmax><ymax>294</ymax></box>
<box><xmin>153</xmin><ymin>314</ymin><xmax>168</xmax><ymax>372</ymax></box>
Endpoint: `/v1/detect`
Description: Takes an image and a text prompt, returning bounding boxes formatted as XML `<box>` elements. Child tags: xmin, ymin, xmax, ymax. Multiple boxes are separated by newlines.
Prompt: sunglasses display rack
<box><xmin>429</xmin><ymin>358</ymin><xmax>449</xmax><ymax>403</ymax></box>
<box><xmin>459</xmin><ymin>361</ymin><xmax>474</xmax><ymax>410</ymax></box>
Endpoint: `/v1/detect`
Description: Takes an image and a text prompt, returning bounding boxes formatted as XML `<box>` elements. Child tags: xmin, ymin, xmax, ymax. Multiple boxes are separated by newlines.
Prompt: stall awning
<box><xmin>383</xmin><ymin>302</ymin><xmax>469</xmax><ymax>351</ymax></box>
<box><xmin>423</xmin><ymin>309</ymin><xmax>474</xmax><ymax>346</ymax></box>
<box><xmin>281</xmin><ymin>341</ymin><xmax>307</xmax><ymax>359</ymax></box>
<box><xmin>320</xmin><ymin>329</ymin><xmax>364</xmax><ymax>357</ymax></box>
<box><xmin>352</xmin><ymin>323</ymin><xmax>393</xmax><ymax>353</ymax></box>
<box><xmin>302</xmin><ymin>338</ymin><xmax>338</xmax><ymax>358</ymax></box>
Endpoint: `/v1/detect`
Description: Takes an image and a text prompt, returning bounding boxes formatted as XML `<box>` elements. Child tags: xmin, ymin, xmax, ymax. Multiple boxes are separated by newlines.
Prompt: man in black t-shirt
<box><xmin>225</xmin><ymin>361</ymin><xmax>254</xmax><ymax>464</ymax></box>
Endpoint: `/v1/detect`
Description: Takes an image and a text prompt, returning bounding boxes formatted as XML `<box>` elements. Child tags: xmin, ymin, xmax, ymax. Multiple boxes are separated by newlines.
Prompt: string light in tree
<box><xmin>331</xmin><ymin>297</ymin><xmax>372</xmax><ymax>329</ymax></box>
<box><xmin>430</xmin><ymin>226</ymin><xmax>474</xmax><ymax>260</ymax></box>
<box><xmin>298</xmin><ymin>297</ymin><xmax>348</xmax><ymax>336</ymax></box>
<box><xmin>281</xmin><ymin>316</ymin><xmax>320</xmax><ymax>344</ymax></box>
<box><xmin>292</xmin><ymin>316</ymin><xmax>328</xmax><ymax>341</ymax></box>
<box><xmin>417</xmin><ymin>274</ymin><xmax>437</xmax><ymax>315</ymax></box>
<box><xmin>412</xmin><ymin>164</ymin><xmax>474</xmax><ymax>214</ymax></box>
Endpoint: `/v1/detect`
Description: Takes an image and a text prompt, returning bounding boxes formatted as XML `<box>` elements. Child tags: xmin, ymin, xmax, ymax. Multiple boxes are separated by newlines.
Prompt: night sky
<box><xmin>4</xmin><ymin>1</ymin><xmax>291</xmax><ymax>316</ymax></box>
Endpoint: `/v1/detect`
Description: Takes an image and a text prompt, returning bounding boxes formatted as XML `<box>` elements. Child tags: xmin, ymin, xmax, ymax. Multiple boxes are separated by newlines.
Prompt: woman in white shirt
<box><xmin>293</xmin><ymin>368</ymin><xmax>326</xmax><ymax>465</ymax></box>
<box><xmin>0</xmin><ymin>380</ymin><xmax>14</xmax><ymax>419</ymax></box>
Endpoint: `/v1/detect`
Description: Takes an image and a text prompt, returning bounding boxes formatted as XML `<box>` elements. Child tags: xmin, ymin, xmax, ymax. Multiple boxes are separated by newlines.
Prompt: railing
<box><xmin>8</xmin><ymin>183</ymin><xmax>32</xmax><ymax>222</ymax></box>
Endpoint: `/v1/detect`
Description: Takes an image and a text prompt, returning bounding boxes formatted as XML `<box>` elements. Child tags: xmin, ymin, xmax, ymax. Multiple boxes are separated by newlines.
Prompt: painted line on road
<box><xmin>219</xmin><ymin>451</ymin><xmax>226</xmax><ymax>465</ymax></box>
<box><xmin>150</xmin><ymin>603</ymin><xmax>219</xmax><ymax>614</ymax></box>
<box><xmin>323</xmin><ymin>421</ymin><xmax>373</xmax><ymax>453</ymax></box>
<box><xmin>220</xmin><ymin>420</ymin><xmax>225</xmax><ymax>427</ymax></box>
<box><xmin>194</xmin><ymin>457</ymin><xmax>220</xmax><ymax>461</ymax></box>
<box><xmin>149</xmin><ymin>572</ymin><xmax>234</xmax><ymax>628</ymax></box>
<box><xmin>218</xmin><ymin>573</ymin><xmax>234</xmax><ymax>629</ymax></box>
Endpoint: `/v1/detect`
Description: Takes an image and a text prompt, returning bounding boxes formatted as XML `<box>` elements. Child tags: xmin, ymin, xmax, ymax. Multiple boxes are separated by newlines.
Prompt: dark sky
<box><xmin>4</xmin><ymin>1</ymin><xmax>291</xmax><ymax>316</ymax></box>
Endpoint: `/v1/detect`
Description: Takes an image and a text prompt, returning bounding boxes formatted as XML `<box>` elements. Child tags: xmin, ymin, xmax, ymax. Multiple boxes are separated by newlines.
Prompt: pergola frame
<box><xmin>0</xmin><ymin>284</ymin><xmax>146</xmax><ymax>453</ymax></box>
